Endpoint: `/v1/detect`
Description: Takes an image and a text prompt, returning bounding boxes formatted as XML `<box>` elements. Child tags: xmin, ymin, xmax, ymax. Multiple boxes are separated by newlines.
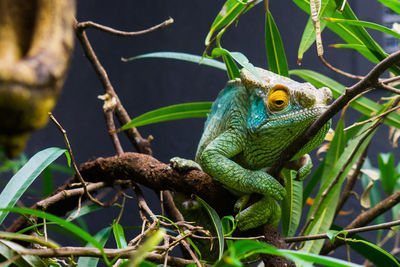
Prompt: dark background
<box><xmin>3</xmin><ymin>0</ymin><xmax>398</xmax><ymax>264</ymax></box>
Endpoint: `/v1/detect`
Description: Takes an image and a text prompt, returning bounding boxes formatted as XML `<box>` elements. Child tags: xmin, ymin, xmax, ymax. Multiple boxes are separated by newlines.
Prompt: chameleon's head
<box><xmin>240</xmin><ymin>67</ymin><xmax>332</xmax><ymax>138</ymax></box>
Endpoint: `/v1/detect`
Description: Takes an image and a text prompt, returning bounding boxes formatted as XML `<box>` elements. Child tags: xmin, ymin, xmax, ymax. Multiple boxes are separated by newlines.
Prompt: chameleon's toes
<box><xmin>170</xmin><ymin>157</ymin><xmax>202</xmax><ymax>171</ymax></box>
<box><xmin>235</xmin><ymin>196</ymin><xmax>281</xmax><ymax>231</ymax></box>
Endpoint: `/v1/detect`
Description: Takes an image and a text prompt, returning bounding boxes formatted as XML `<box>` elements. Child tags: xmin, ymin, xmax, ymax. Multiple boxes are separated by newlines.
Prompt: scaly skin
<box><xmin>195</xmin><ymin>67</ymin><xmax>332</xmax><ymax>231</ymax></box>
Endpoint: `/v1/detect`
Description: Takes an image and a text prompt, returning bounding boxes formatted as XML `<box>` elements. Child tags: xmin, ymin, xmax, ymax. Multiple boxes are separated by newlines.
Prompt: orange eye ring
<box><xmin>267</xmin><ymin>85</ymin><xmax>289</xmax><ymax>112</ymax></box>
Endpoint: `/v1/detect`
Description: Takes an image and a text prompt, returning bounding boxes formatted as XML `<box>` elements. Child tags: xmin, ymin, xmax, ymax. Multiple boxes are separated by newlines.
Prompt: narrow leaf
<box><xmin>281</xmin><ymin>170</ymin><xmax>303</xmax><ymax>237</ymax></box>
<box><xmin>376</xmin><ymin>0</ymin><xmax>400</xmax><ymax>15</ymax></box>
<box><xmin>212</xmin><ymin>48</ymin><xmax>259</xmax><ymax>80</ymax></box>
<box><xmin>123</xmin><ymin>52</ymin><xmax>226</xmax><ymax>71</ymax></box>
<box><xmin>129</xmin><ymin>228</ymin><xmax>165</xmax><ymax>267</ymax></box>
<box><xmin>265</xmin><ymin>11</ymin><xmax>289</xmax><ymax>76</ymax></box>
<box><xmin>338</xmin><ymin>235</ymin><xmax>400</xmax><ymax>267</ymax></box>
<box><xmin>378</xmin><ymin>153</ymin><xmax>396</xmax><ymax>195</ymax></box>
<box><xmin>113</xmin><ymin>222</ymin><xmax>128</xmax><ymax>249</ymax></box>
<box><xmin>0</xmin><ymin>147</ymin><xmax>66</xmax><ymax>224</ymax></box>
<box><xmin>0</xmin><ymin>240</ymin><xmax>47</xmax><ymax>267</ymax></box>
<box><xmin>302</xmin><ymin>122</ymin><xmax>376</xmax><ymax>254</ymax></box>
<box><xmin>205</xmin><ymin>0</ymin><xmax>262</xmax><ymax>45</ymax></box>
<box><xmin>120</xmin><ymin>102</ymin><xmax>212</xmax><ymax>130</ymax></box>
<box><xmin>196</xmin><ymin>196</ymin><xmax>224</xmax><ymax>260</ymax></box>
<box><xmin>1</xmin><ymin>207</ymin><xmax>111</xmax><ymax>265</ymax></box>
<box><xmin>325</xmin><ymin>18</ymin><xmax>400</xmax><ymax>40</ymax></box>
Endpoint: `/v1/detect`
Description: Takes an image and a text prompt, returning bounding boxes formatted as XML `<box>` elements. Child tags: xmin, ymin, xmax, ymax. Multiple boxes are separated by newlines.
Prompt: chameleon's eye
<box><xmin>267</xmin><ymin>85</ymin><xmax>289</xmax><ymax>112</ymax></box>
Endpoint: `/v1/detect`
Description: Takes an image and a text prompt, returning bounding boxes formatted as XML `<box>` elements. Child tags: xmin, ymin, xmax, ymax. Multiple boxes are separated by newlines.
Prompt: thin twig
<box><xmin>75</xmin><ymin>20</ymin><xmax>152</xmax><ymax>155</ymax></box>
<box><xmin>376</xmin><ymin>82</ymin><xmax>400</xmax><ymax>94</ymax></box>
<box><xmin>48</xmin><ymin>113</ymin><xmax>105</xmax><ymax>207</ymax></box>
<box><xmin>382</xmin><ymin>75</ymin><xmax>400</xmax><ymax>84</ymax></box>
<box><xmin>76</xmin><ymin>18</ymin><xmax>173</xmax><ymax>37</ymax></box>
<box><xmin>319</xmin><ymin>55</ymin><xmax>363</xmax><ymax>80</ymax></box>
<box><xmin>344</xmin><ymin>101</ymin><xmax>400</xmax><ymax>131</ymax></box>
<box><xmin>285</xmin><ymin>219</ymin><xmax>400</xmax><ymax>243</ymax></box>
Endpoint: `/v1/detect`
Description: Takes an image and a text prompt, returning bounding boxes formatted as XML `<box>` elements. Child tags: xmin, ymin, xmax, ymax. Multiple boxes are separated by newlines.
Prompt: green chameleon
<box><xmin>172</xmin><ymin>67</ymin><xmax>332</xmax><ymax>231</ymax></box>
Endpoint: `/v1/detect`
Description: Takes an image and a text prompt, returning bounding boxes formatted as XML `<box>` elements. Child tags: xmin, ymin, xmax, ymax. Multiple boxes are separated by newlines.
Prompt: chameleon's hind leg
<box><xmin>235</xmin><ymin>196</ymin><xmax>281</xmax><ymax>231</ymax></box>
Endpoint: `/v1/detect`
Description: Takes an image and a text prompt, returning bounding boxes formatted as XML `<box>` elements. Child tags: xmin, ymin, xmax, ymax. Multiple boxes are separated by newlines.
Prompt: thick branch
<box><xmin>7</xmin><ymin>153</ymin><xmax>235</xmax><ymax>233</ymax></box>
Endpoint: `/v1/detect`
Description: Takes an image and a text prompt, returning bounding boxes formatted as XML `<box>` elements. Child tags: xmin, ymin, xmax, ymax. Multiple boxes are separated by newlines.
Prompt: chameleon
<box><xmin>172</xmin><ymin>67</ymin><xmax>332</xmax><ymax>231</ymax></box>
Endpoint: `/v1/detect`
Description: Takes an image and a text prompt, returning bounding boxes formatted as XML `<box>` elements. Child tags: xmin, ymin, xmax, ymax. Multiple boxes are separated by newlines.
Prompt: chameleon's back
<box><xmin>195</xmin><ymin>79</ymin><xmax>248</xmax><ymax>161</ymax></box>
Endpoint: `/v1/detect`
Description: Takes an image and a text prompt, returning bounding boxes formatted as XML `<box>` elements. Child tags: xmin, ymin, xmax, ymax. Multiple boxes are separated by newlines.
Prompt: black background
<box><xmin>3</xmin><ymin>0</ymin><xmax>398</xmax><ymax>264</ymax></box>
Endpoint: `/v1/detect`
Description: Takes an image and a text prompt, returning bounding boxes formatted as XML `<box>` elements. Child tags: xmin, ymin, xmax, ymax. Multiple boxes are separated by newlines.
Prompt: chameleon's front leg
<box><xmin>199</xmin><ymin>130</ymin><xmax>286</xmax><ymax>200</ymax></box>
<box><xmin>199</xmin><ymin>130</ymin><xmax>286</xmax><ymax>230</ymax></box>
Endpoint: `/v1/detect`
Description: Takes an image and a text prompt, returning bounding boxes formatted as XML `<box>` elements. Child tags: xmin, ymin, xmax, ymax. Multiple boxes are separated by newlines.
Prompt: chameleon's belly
<box><xmin>233</xmin><ymin>147</ymin><xmax>281</xmax><ymax>170</ymax></box>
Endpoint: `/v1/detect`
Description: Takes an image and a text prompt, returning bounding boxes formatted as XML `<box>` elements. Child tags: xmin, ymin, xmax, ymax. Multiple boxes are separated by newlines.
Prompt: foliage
<box><xmin>2</xmin><ymin>0</ymin><xmax>400</xmax><ymax>266</ymax></box>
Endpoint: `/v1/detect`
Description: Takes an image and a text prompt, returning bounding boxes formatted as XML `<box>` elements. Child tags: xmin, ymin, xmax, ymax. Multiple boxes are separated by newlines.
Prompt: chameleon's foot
<box><xmin>234</xmin><ymin>194</ymin><xmax>250</xmax><ymax>213</ymax></box>
<box><xmin>296</xmin><ymin>154</ymin><xmax>312</xmax><ymax>181</ymax></box>
<box><xmin>170</xmin><ymin>157</ymin><xmax>202</xmax><ymax>171</ymax></box>
<box><xmin>285</xmin><ymin>154</ymin><xmax>312</xmax><ymax>181</ymax></box>
<box><xmin>235</xmin><ymin>196</ymin><xmax>281</xmax><ymax>231</ymax></box>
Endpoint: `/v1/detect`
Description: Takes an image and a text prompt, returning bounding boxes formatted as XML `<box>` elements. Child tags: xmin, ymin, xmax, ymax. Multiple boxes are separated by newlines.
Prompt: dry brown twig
<box><xmin>48</xmin><ymin>112</ymin><xmax>105</xmax><ymax>207</ymax></box>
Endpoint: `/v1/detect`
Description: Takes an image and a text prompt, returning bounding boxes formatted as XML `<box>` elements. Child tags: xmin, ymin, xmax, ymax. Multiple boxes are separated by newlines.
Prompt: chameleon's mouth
<box><xmin>256</xmin><ymin>105</ymin><xmax>328</xmax><ymax>129</ymax></box>
<box><xmin>0</xmin><ymin>0</ymin><xmax>76</xmax><ymax>157</ymax></box>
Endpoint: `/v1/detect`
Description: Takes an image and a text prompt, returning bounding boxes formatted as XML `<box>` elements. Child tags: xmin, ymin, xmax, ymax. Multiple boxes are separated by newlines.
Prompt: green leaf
<box><xmin>129</xmin><ymin>228</ymin><xmax>165</xmax><ymax>267</ymax></box>
<box><xmin>378</xmin><ymin>153</ymin><xmax>396</xmax><ymax>195</ymax></box>
<box><xmin>281</xmin><ymin>169</ymin><xmax>303</xmax><ymax>237</ymax></box>
<box><xmin>77</xmin><ymin>226</ymin><xmax>112</xmax><ymax>267</ymax></box>
<box><xmin>196</xmin><ymin>196</ymin><xmax>224</xmax><ymax>260</ymax></box>
<box><xmin>376</xmin><ymin>0</ymin><xmax>400</xmax><ymax>15</ymax></box>
<box><xmin>112</xmin><ymin>221</ymin><xmax>128</xmax><ymax>249</ymax></box>
<box><xmin>321</xmin><ymin>117</ymin><xmax>346</xmax><ymax>185</ymax></box>
<box><xmin>232</xmin><ymin>239</ymin><xmax>362</xmax><ymax>266</ymax></box>
<box><xmin>120</xmin><ymin>102</ymin><xmax>212</xmax><ymax>130</ymax></box>
<box><xmin>302</xmin><ymin>122</ymin><xmax>376</xmax><ymax>254</ymax></box>
<box><xmin>338</xmin><ymin>235</ymin><xmax>400</xmax><ymax>267</ymax></box>
<box><xmin>1</xmin><ymin>207</ymin><xmax>111</xmax><ymax>265</ymax></box>
<box><xmin>41</xmin><ymin>166</ymin><xmax>54</xmax><ymax>198</ymax></box>
<box><xmin>123</xmin><ymin>52</ymin><xmax>227</xmax><ymax>71</ymax></box>
<box><xmin>326</xmin><ymin>230</ymin><xmax>341</xmax><ymax>243</ymax></box>
<box><xmin>265</xmin><ymin>11</ymin><xmax>289</xmax><ymax>76</ymax></box>
<box><xmin>0</xmin><ymin>147</ymin><xmax>66</xmax><ymax>224</ymax></box>
<box><xmin>66</xmin><ymin>204</ymin><xmax>103</xmax><ymax>222</ymax></box>
<box><xmin>297</xmin><ymin>0</ymin><xmax>337</xmax><ymax>62</ymax></box>
<box><xmin>0</xmin><ymin>239</ymin><xmax>47</xmax><ymax>267</ymax></box>
<box><xmin>325</xmin><ymin>18</ymin><xmax>400</xmax><ymax>40</ymax></box>
<box><xmin>329</xmin><ymin>44</ymin><xmax>379</xmax><ymax>63</ymax></box>
<box><xmin>289</xmin><ymin>69</ymin><xmax>400</xmax><ymax>129</ymax></box>
<box><xmin>222</xmin><ymin>52</ymin><xmax>241</xmax><ymax>79</ymax></box>
<box><xmin>212</xmin><ymin>48</ymin><xmax>259</xmax><ymax>80</ymax></box>
<box><xmin>205</xmin><ymin>0</ymin><xmax>261</xmax><ymax>45</ymax></box>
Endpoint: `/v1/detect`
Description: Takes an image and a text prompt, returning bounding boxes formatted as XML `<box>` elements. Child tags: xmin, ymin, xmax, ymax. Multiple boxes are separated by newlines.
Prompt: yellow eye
<box><xmin>267</xmin><ymin>85</ymin><xmax>289</xmax><ymax>112</ymax></box>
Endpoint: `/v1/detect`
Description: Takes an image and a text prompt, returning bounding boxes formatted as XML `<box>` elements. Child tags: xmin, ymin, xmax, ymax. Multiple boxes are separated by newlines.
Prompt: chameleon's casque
<box><xmin>195</xmin><ymin>67</ymin><xmax>332</xmax><ymax>230</ymax></box>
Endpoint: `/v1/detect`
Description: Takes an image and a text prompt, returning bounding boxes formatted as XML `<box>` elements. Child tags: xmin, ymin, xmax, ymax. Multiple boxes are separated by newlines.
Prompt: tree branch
<box><xmin>75</xmin><ymin>20</ymin><xmax>153</xmax><ymax>155</ymax></box>
<box><xmin>76</xmin><ymin>18</ymin><xmax>173</xmax><ymax>37</ymax></box>
<box><xmin>18</xmin><ymin>247</ymin><xmax>197</xmax><ymax>267</ymax></box>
